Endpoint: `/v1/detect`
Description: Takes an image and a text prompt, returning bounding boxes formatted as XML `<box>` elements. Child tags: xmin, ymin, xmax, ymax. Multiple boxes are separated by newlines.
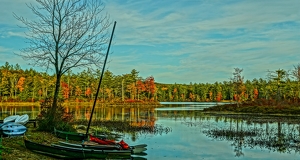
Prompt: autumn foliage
<box><xmin>16</xmin><ymin>77</ymin><xmax>25</xmax><ymax>92</ymax></box>
<box><xmin>254</xmin><ymin>88</ymin><xmax>259</xmax><ymax>99</ymax></box>
<box><xmin>145</xmin><ymin>76</ymin><xmax>155</xmax><ymax>95</ymax></box>
<box><xmin>61</xmin><ymin>81</ymin><xmax>69</xmax><ymax>99</ymax></box>
<box><xmin>136</xmin><ymin>80</ymin><xmax>146</xmax><ymax>93</ymax></box>
<box><xmin>85</xmin><ymin>87</ymin><xmax>91</xmax><ymax>97</ymax></box>
<box><xmin>216</xmin><ymin>92</ymin><xmax>222</xmax><ymax>102</ymax></box>
<box><xmin>143</xmin><ymin>76</ymin><xmax>156</xmax><ymax>101</ymax></box>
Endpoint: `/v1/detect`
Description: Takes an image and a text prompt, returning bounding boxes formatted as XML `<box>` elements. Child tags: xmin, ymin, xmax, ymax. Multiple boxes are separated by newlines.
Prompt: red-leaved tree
<box><xmin>16</xmin><ymin>77</ymin><xmax>26</xmax><ymax>92</ymax></box>
<box><xmin>145</xmin><ymin>76</ymin><xmax>156</xmax><ymax>100</ymax></box>
<box><xmin>254</xmin><ymin>88</ymin><xmax>259</xmax><ymax>99</ymax></box>
<box><xmin>61</xmin><ymin>81</ymin><xmax>69</xmax><ymax>99</ymax></box>
<box><xmin>85</xmin><ymin>87</ymin><xmax>91</xmax><ymax>98</ymax></box>
<box><xmin>136</xmin><ymin>80</ymin><xmax>146</xmax><ymax>100</ymax></box>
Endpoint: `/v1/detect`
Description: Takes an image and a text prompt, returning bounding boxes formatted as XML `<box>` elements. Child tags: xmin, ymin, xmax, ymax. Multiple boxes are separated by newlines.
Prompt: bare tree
<box><xmin>14</xmin><ymin>0</ymin><xmax>111</xmax><ymax>116</ymax></box>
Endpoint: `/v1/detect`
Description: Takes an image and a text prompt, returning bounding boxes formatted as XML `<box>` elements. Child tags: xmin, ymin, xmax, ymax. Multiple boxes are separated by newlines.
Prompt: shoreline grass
<box><xmin>203</xmin><ymin>99</ymin><xmax>300</xmax><ymax>115</ymax></box>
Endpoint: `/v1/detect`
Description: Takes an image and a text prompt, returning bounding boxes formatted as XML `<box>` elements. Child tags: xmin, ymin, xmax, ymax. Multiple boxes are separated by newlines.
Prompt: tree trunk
<box><xmin>50</xmin><ymin>73</ymin><xmax>62</xmax><ymax>121</ymax></box>
<box><xmin>122</xmin><ymin>79</ymin><xmax>124</xmax><ymax>101</ymax></box>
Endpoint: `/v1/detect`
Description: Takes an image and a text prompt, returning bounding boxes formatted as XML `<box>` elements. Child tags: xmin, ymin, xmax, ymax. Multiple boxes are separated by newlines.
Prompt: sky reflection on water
<box><xmin>124</xmin><ymin>103</ymin><xmax>300</xmax><ymax>160</ymax></box>
<box><xmin>126</xmin><ymin>117</ymin><xmax>299</xmax><ymax>160</ymax></box>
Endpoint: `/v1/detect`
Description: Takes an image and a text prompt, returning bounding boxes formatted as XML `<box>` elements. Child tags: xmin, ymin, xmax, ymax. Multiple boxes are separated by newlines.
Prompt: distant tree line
<box><xmin>1</xmin><ymin>62</ymin><xmax>300</xmax><ymax>103</ymax></box>
<box><xmin>0</xmin><ymin>62</ymin><xmax>155</xmax><ymax>102</ymax></box>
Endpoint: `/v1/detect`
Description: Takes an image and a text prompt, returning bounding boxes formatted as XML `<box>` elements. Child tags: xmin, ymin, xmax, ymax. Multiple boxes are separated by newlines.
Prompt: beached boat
<box><xmin>24</xmin><ymin>139</ymin><xmax>133</xmax><ymax>159</ymax></box>
<box><xmin>54</xmin><ymin>127</ymin><xmax>121</xmax><ymax>141</ymax></box>
<box><xmin>3</xmin><ymin>115</ymin><xmax>20</xmax><ymax>123</ymax></box>
<box><xmin>0</xmin><ymin>122</ymin><xmax>27</xmax><ymax>136</ymax></box>
<box><xmin>15</xmin><ymin>114</ymin><xmax>29</xmax><ymax>125</ymax></box>
<box><xmin>56</xmin><ymin>141</ymin><xmax>147</xmax><ymax>154</ymax></box>
<box><xmin>53</xmin><ymin>129</ymin><xmax>146</xmax><ymax>150</ymax></box>
<box><xmin>54</xmin><ymin>128</ymin><xmax>87</xmax><ymax>141</ymax></box>
<box><xmin>57</xmin><ymin>141</ymin><xmax>121</xmax><ymax>150</ymax></box>
<box><xmin>26</xmin><ymin>139</ymin><xmax>146</xmax><ymax>159</ymax></box>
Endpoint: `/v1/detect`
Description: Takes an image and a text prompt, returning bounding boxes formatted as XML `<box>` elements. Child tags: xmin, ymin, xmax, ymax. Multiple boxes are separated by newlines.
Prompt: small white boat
<box><xmin>0</xmin><ymin>122</ymin><xmax>27</xmax><ymax>136</ymax></box>
<box><xmin>15</xmin><ymin>114</ymin><xmax>29</xmax><ymax>125</ymax></box>
<box><xmin>3</xmin><ymin>115</ymin><xmax>20</xmax><ymax>123</ymax></box>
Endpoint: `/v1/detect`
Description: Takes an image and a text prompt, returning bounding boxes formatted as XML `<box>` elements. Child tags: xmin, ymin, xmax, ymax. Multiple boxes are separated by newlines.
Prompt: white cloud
<box><xmin>106</xmin><ymin>0</ymin><xmax>299</xmax><ymax>54</ymax></box>
<box><xmin>7</xmin><ymin>31</ymin><xmax>27</xmax><ymax>38</ymax></box>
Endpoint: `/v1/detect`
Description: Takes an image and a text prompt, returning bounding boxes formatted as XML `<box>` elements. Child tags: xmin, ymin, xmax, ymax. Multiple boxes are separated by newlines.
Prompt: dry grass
<box><xmin>1</xmin><ymin>129</ymin><xmax>56</xmax><ymax>159</ymax></box>
<box><xmin>0</xmin><ymin>123</ymin><xmax>79</xmax><ymax>160</ymax></box>
<box><xmin>0</xmin><ymin>102</ymin><xmax>40</xmax><ymax>107</ymax></box>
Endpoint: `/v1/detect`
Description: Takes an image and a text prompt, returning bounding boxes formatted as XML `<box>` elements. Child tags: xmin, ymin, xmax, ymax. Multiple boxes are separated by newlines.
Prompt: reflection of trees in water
<box><xmin>182</xmin><ymin>115</ymin><xmax>300</xmax><ymax>157</ymax></box>
<box><xmin>66</xmin><ymin>105</ymin><xmax>172</xmax><ymax>141</ymax></box>
<box><xmin>73</xmin><ymin>120</ymin><xmax>172</xmax><ymax>141</ymax></box>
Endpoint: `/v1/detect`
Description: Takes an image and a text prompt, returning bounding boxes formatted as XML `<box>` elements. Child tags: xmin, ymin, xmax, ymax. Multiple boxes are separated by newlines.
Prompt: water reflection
<box><xmin>183</xmin><ymin>115</ymin><xmax>300</xmax><ymax>157</ymax></box>
<box><xmin>0</xmin><ymin>104</ymin><xmax>156</xmax><ymax>123</ymax></box>
<box><xmin>0</xmin><ymin>102</ymin><xmax>223</xmax><ymax>121</ymax></box>
<box><xmin>0</xmin><ymin>104</ymin><xmax>158</xmax><ymax>134</ymax></box>
<box><xmin>1</xmin><ymin>102</ymin><xmax>300</xmax><ymax>159</ymax></box>
<box><xmin>0</xmin><ymin>105</ymin><xmax>40</xmax><ymax>120</ymax></box>
<box><xmin>158</xmin><ymin>102</ymin><xmax>228</xmax><ymax>110</ymax></box>
<box><xmin>0</xmin><ymin>104</ymin><xmax>170</xmax><ymax>142</ymax></box>
<box><xmin>69</xmin><ymin>105</ymin><xmax>157</xmax><ymax>127</ymax></box>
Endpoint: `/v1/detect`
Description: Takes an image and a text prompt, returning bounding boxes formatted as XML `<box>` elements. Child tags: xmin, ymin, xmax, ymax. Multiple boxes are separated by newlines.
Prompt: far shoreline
<box><xmin>0</xmin><ymin>101</ymin><xmax>162</xmax><ymax>107</ymax></box>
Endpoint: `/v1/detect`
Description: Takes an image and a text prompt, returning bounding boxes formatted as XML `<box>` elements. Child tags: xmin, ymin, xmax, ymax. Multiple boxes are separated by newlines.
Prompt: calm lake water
<box><xmin>1</xmin><ymin>102</ymin><xmax>300</xmax><ymax>160</ymax></box>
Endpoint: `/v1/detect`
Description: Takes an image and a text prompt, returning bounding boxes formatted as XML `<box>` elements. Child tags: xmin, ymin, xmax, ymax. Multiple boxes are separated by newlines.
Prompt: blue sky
<box><xmin>0</xmin><ymin>0</ymin><xmax>299</xmax><ymax>84</ymax></box>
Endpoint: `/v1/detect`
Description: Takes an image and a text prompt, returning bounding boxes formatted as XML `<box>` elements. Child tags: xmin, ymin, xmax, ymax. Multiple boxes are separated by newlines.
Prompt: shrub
<box><xmin>36</xmin><ymin>97</ymin><xmax>75</xmax><ymax>132</ymax></box>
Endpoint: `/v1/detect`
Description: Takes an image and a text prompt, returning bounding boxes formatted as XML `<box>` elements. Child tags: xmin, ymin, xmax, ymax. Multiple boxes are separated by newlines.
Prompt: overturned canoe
<box><xmin>15</xmin><ymin>114</ymin><xmax>29</xmax><ymax>125</ymax></box>
<box><xmin>3</xmin><ymin>115</ymin><xmax>20</xmax><ymax>123</ymax></box>
<box><xmin>0</xmin><ymin>122</ymin><xmax>27</xmax><ymax>136</ymax></box>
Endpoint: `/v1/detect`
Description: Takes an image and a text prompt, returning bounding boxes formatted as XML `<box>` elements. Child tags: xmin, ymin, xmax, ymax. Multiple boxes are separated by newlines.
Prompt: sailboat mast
<box><xmin>85</xmin><ymin>21</ymin><xmax>117</xmax><ymax>137</ymax></box>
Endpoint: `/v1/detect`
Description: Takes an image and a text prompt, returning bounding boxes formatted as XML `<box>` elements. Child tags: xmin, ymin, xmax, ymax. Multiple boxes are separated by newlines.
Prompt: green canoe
<box><xmin>24</xmin><ymin>139</ymin><xmax>132</xmax><ymax>159</ymax></box>
<box><xmin>54</xmin><ymin>128</ymin><xmax>87</xmax><ymax>141</ymax></box>
<box><xmin>54</xmin><ymin>128</ymin><xmax>122</xmax><ymax>141</ymax></box>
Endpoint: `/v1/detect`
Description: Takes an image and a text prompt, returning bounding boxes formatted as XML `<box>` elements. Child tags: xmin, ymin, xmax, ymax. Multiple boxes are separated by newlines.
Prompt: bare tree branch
<box><xmin>14</xmin><ymin>0</ymin><xmax>111</xmax><ymax>74</ymax></box>
<box><xmin>14</xmin><ymin>0</ymin><xmax>112</xmax><ymax>113</ymax></box>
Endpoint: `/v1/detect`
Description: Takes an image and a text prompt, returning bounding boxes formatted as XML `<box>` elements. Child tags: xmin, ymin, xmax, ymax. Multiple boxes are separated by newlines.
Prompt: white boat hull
<box><xmin>3</xmin><ymin>115</ymin><xmax>20</xmax><ymax>123</ymax></box>
<box><xmin>0</xmin><ymin>122</ymin><xmax>27</xmax><ymax>136</ymax></box>
<box><xmin>15</xmin><ymin>114</ymin><xmax>29</xmax><ymax>125</ymax></box>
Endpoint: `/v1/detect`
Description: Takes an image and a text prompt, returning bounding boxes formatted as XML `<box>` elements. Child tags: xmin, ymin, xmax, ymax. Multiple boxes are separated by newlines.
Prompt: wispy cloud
<box><xmin>7</xmin><ymin>31</ymin><xmax>27</xmax><ymax>38</ymax></box>
<box><xmin>102</xmin><ymin>0</ymin><xmax>300</xmax><ymax>83</ymax></box>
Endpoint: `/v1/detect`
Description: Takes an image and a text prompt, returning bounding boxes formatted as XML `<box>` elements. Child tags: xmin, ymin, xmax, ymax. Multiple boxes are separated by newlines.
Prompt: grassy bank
<box><xmin>203</xmin><ymin>99</ymin><xmax>300</xmax><ymax>115</ymax></box>
<box><xmin>0</xmin><ymin>124</ymin><xmax>59</xmax><ymax>160</ymax></box>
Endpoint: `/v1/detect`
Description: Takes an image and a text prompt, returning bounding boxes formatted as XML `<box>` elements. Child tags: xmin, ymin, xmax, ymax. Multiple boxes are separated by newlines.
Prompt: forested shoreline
<box><xmin>1</xmin><ymin>62</ymin><xmax>300</xmax><ymax>104</ymax></box>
